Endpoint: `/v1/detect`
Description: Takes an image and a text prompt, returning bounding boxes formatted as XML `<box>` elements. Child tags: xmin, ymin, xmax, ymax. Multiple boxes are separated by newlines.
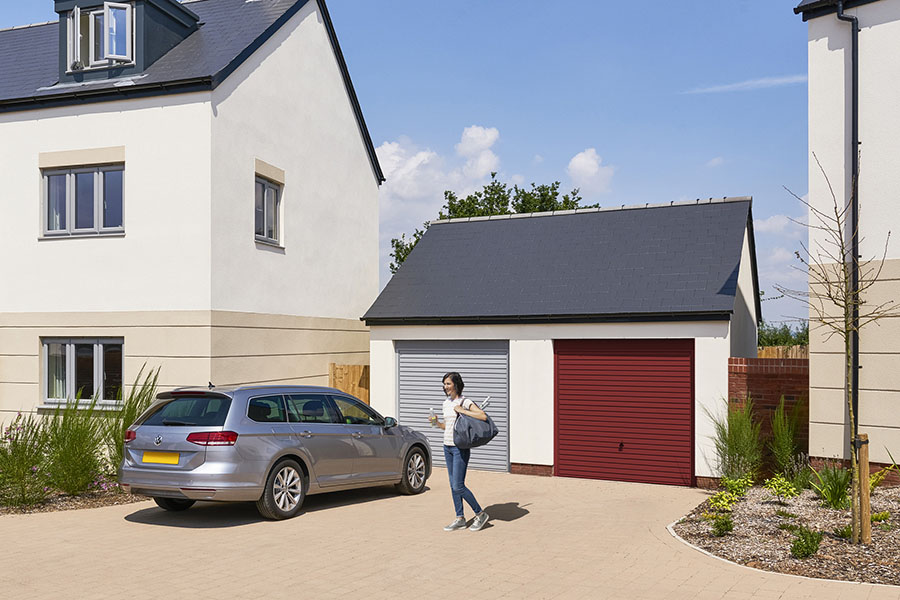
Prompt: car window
<box><xmin>330</xmin><ymin>395</ymin><xmax>383</xmax><ymax>426</ymax></box>
<box><xmin>140</xmin><ymin>396</ymin><xmax>231</xmax><ymax>427</ymax></box>
<box><xmin>286</xmin><ymin>394</ymin><xmax>337</xmax><ymax>424</ymax></box>
<box><xmin>247</xmin><ymin>395</ymin><xmax>287</xmax><ymax>423</ymax></box>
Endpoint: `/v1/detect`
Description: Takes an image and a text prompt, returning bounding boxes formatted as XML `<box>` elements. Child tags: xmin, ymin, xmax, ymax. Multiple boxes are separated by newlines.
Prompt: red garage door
<box><xmin>555</xmin><ymin>339</ymin><xmax>694</xmax><ymax>486</ymax></box>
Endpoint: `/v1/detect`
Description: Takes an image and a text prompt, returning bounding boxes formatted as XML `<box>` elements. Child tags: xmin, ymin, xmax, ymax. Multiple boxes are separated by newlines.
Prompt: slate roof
<box><xmin>0</xmin><ymin>0</ymin><xmax>383</xmax><ymax>182</ymax></box>
<box><xmin>794</xmin><ymin>0</ymin><xmax>882</xmax><ymax>20</ymax></box>
<box><xmin>363</xmin><ymin>198</ymin><xmax>759</xmax><ymax>325</ymax></box>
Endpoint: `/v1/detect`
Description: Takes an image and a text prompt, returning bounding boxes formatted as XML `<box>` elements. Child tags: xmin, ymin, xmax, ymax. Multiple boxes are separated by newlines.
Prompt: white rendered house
<box><xmin>0</xmin><ymin>0</ymin><xmax>382</xmax><ymax>419</ymax></box>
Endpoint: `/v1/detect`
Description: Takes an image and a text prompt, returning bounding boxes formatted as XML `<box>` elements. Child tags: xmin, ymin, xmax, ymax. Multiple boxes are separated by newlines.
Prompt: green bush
<box><xmin>0</xmin><ymin>413</ymin><xmax>50</xmax><ymax>507</ymax></box>
<box><xmin>776</xmin><ymin>509</ymin><xmax>798</xmax><ymax>518</ymax></box>
<box><xmin>791</xmin><ymin>526</ymin><xmax>823</xmax><ymax>559</ymax></box>
<box><xmin>758</xmin><ymin>320</ymin><xmax>809</xmax><ymax>346</ymax></box>
<box><xmin>764</xmin><ymin>474</ymin><xmax>800</xmax><ymax>504</ymax></box>
<box><xmin>769</xmin><ymin>397</ymin><xmax>803</xmax><ymax>476</ymax></box>
<box><xmin>707</xmin><ymin>398</ymin><xmax>763</xmax><ymax>481</ymax></box>
<box><xmin>708</xmin><ymin>491</ymin><xmax>740</xmax><ymax>512</ymax></box>
<box><xmin>833</xmin><ymin>524</ymin><xmax>851</xmax><ymax>539</ymax></box>
<box><xmin>721</xmin><ymin>475</ymin><xmax>754</xmax><ymax>497</ymax></box>
<box><xmin>871</xmin><ymin>511</ymin><xmax>890</xmax><ymax>523</ymax></box>
<box><xmin>810</xmin><ymin>462</ymin><xmax>851</xmax><ymax>509</ymax></box>
<box><xmin>778</xmin><ymin>522</ymin><xmax>799</xmax><ymax>532</ymax></box>
<box><xmin>45</xmin><ymin>397</ymin><xmax>105</xmax><ymax>495</ymax></box>
<box><xmin>710</xmin><ymin>514</ymin><xmax>734</xmax><ymax>537</ymax></box>
<box><xmin>101</xmin><ymin>366</ymin><xmax>159</xmax><ymax>474</ymax></box>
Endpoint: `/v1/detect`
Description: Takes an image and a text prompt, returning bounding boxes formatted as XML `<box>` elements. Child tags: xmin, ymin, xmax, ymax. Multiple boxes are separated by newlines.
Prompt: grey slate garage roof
<box><xmin>363</xmin><ymin>198</ymin><xmax>759</xmax><ymax>326</ymax></box>
<box><xmin>0</xmin><ymin>0</ymin><xmax>383</xmax><ymax>183</ymax></box>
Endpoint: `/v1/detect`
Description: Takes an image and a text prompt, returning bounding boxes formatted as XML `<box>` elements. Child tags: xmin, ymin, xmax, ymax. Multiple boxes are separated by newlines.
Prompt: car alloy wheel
<box><xmin>273</xmin><ymin>464</ymin><xmax>303</xmax><ymax>512</ymax></box>
<box><xmin>396</xmin><ymin>447</ymin><xmax>427</xmax><ymax>495</ymax></box>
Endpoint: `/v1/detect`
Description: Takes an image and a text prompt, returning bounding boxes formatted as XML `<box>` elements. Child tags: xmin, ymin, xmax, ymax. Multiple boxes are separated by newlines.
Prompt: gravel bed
<box><xmin>672</xmin><ymin>486</ymin><xmax>900</xmax><ymax>586</ymax></box>
<box><xmin>0</xmin><ymin>489</ymin><xmax>149</xmax><ymax>516</ymax></box>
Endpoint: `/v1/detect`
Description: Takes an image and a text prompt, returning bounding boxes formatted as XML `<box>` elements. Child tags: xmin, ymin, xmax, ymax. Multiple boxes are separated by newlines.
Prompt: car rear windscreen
<box><xmin>140</xmin><ymin>396</ymin><xmax>232</xmax><ymax>427</ymax></box>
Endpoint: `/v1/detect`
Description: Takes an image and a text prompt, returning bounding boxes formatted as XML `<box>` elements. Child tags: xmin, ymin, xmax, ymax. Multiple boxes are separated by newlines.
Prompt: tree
<box><xmin>389</xmin><ymin>173</ymin><xmax>595</xmax><ymax>273</ymax></box>
<box><xmin>777</xmin><ymin>154</ymin><xmax>897</xmax><ymax>544</ymax></box>
<box><xmin>757</xmin><ymin>320</ymin><xmax>809</xmax><ymax>347</ymax></box>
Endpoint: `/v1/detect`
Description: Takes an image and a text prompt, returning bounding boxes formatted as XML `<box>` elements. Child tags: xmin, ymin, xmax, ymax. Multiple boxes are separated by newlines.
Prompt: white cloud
<box><xmin>753</xmin><ymin>213</ymin><xmax>806</xmax><ymax>239</ymax></box>
<box><xmin>455</xmin><ymin>125</ymin><xmax>500</xmax><ymax>179</ymax></box>
<box><xmin>532</xmin><ymin>154</ymin><xmax>544</xmax><ymax>164</ymax></box>
<box><xmin>684</xmin><ymin>74</ymin><xmax>807</xmax><ymax>95</ymax></box>
<box><xmin>566</xmin><ymin>148</ymin><xmax>615</xmax><ymax>196</ymax></box>
<box><xmin>705</xmin><ymin>156</ymin><xmax>724</xmax><ymax>168</ymax></box>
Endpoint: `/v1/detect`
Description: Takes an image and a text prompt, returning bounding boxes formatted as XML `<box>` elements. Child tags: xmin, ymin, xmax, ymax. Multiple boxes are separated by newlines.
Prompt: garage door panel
<box><xmin>555</xmin><ymin>339</ymin><xmax>693</xmax><ymax>486</ymax></box>
<box><xmin>397</xmin><ymin>341</ymin><xmax>509</xmax><ymax>472</ymax></box>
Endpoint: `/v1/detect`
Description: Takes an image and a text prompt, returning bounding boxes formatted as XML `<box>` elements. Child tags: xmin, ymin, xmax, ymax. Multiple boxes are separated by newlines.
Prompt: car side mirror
<box><xmin>383</xmin><ymin>417</ymin><xmax>397</xmax><ymax>428</ymax></box>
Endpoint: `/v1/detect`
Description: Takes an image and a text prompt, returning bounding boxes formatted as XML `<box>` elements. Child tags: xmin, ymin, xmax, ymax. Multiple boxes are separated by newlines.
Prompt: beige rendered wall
<box><xmin>209</xmin><ymin>0</ymin><xmax>380</xmax><ymax>321</ymax></box>
<box><xmin>807</xmin><ymin>3</ymin><xmax>900</xmax><ymax>463</ymax></box>
<box><xmin>0</xmin><ymin>311</ymin><xmax>368</xmax><ymax>423</ymax></box>
<box><xmin>730</xmin><ymin>225</ymin><xmax>759</xmax><ymax>358</ymax></box>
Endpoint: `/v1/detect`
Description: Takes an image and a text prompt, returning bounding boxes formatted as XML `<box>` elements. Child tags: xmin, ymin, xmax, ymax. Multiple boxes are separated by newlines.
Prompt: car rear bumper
<box><xmin>119</xmin><ymin>464</ymin><xmax>264</xmax><ymax>501</ymax></box>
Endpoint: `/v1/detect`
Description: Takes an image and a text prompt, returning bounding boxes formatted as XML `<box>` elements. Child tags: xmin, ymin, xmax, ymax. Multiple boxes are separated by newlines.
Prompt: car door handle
<box><xmin>351</xmin><ymin>432</ymin><xmax>363</xmax><ymax>439</ymax></box>
<box><xmin>299</xmin><ymin>430</ymin><xmax>313</xmax><ymax>438</ymax></box>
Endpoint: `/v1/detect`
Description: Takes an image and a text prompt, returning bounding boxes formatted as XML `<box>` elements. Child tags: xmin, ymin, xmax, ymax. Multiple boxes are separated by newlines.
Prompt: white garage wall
<box><xmin>370</xmin><ymin>320</ymin><xmax>732</xmax><ymax>479</ymax></box>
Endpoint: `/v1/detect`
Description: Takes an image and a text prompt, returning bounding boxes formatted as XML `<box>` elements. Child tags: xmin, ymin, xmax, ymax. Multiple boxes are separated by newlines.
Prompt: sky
<box><xmin>2</xmin><ymin>1</ymin><xmax>812</xmax><ymax>325</ymax></box>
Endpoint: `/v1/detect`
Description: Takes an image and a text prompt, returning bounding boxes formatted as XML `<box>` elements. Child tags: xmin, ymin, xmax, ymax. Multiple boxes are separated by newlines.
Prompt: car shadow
<box><xmin>124</xmin><ymin>485</ymin><xmax>431</xmax><ymax>528</ymax></box>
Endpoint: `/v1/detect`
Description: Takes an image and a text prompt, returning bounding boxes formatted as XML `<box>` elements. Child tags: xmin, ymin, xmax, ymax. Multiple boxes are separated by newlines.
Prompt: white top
<box><xmin>442</xmin><ymin>396</ymin><xmax>474</xmax><ymax>446</ymax></box>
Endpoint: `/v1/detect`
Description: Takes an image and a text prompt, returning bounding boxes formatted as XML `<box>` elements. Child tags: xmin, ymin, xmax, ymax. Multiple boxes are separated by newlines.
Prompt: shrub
<box><xmin>776</xmin><ymin>509</ymin><xmax>797</xmax><ymax>518</ymax></box>
<box><xmin>721</xmin><ymin>475</ymin><xmax>754</xmax><ymax>497</ymax></box>
<box><xmin>710</xmin><ymin>514</ymin><xmax>734</xmax><ymax>537</ymax></box>
<box><xmin>833</xmin><ymin>524</ymin><xmax>852</xmax><ymax>539</ymax></box>
<box><xmin>764</xmin><ymin>474</ymin><xmax>800</xmax><ymax>504</ymax></box>
<box><xmin>785</xmin><ymin>453</ymin><xmax>813</xmax><ymax>490</ymax></box>
<box><xmin>101</xmin><ymin>366</ymin><xmax>159</xmax><ymax>474</ymax></box>
<box><xmin>708</xmin><ymin>491</ymin><xmax>740</xmax><ymax>512</ymax></box>
<box><xmin>791</xmin><ymin>526</ymin><xmax>823</xmax><ymax>559</ymax></box>
<box><xmin>878</xmin><ymin>522</ymin><xmax>892</xmax><ymax>532</ymax></box>
<box><xmin>45</xmin><ymin>397</ymin><xmax>105</xmax><ymax>495</ymax></box>
<box><xmin>758</xmin><ymin>320</ymin><xmax>809</xmax><ymax>346</ymax></box>
<box><xmin>707</xmin><ymin>398</ymin><xmax>763</xmax><ymax>481</ymax></box>
<box><xmin>778</xmin><ymin>522</ymin><xmax>800</xmax><ymax>532</ymax></box>
<box><xmin>0</xmin><ymin>413</ymin><xmax>50</xmax><ymax>507</ymax></box>
<box><xmin>871</xmin><ymin>511</ymin><xmax>890</xmax><ymax>523</ymax></box>
<box><xmin>810</xmin><ymin>462</ymin><xmax>851</xmax><ymax>509</ymax></box>
<box><xmin>769</xmin><ymin>397</ymin><xmax>803</xmax><ymax>476</ymax></box>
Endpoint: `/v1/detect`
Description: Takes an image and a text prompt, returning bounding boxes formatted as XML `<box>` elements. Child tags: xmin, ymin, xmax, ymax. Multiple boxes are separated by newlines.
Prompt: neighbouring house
<box><xmin>0</xmin><ymin>0</ymin><xmax>382</xmax><ymax>421</ymax></box>
<box><xmin>795</xmin><ymin>0</ymin><xmax>900</xmax><ymax>466</ymax></box>
<box><xmin>363</xmin><ymin>198</ymin><xmax>760</xmax><ymax>485</ymax></box>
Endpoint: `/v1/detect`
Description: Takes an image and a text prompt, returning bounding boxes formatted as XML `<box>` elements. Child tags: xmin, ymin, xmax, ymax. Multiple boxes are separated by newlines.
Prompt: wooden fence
<box><xmin>328</xmin><ymin>363</ymin><xmax>370</xmax><ymax>404</ymax></box>
<box><xmin>757</xmin><ymin>345</ymin><xmax>808</xmax><ymax>359</ymax></box>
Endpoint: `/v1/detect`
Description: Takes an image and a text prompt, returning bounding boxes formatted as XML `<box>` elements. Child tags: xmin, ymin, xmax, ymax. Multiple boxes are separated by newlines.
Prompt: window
<box><xmin>43</xmin><ymin>338</ymin><xmax>123</xmax><ymax>404</ymax></box>
<box><xmin>330</xmin><ymin>396</ymin><xmax>383</xmax><ymax>426</ymax></box>
<box><xmin>286</xmin><ymin>394</ymin><xmax>337</xmax><ymax>424</ymax></box>
<box><xmin>255</xmin><ymin>177</ymin><xmax>281</xmax><ymax>244</ymax></box>
<box><xmin>247</xmin><ymin>395</ymin><xmax>287</xmax><ymax>423</ymax></box>
<box><xmin>43</xmin><ymin>165</ymin><xmax>124</xmax><ymax>235</ymax></box>
<box><xmin>140</xmin><ymin>397</ymin><xmax>232</xmax><ymax>427</ymax></box>
<box><xmin>67</xmin><ymin>2</ymin><xmax>133</xmax><ymax>70</ymax></box>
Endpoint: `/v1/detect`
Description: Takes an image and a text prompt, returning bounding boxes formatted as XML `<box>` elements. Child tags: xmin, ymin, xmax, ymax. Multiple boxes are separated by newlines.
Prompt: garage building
<box><xmin>364</xmin><ymin>198</ymin><xmax>760</xmax><ymax>486</ymax></box>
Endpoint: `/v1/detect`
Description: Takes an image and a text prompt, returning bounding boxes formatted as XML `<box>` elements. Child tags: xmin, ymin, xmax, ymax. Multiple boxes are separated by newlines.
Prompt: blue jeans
<box><xmin>444</xmin><ymin>445</ymin><xmax>482</xmax><ymax>518</ymax></box>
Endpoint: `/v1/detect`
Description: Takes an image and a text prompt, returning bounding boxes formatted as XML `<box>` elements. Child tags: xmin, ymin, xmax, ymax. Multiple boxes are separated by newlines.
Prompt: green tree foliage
<box><xmin>757</xmin><ymin>320</ymin><xmax>809</xmax><ymax>347</ymax></box>
<box><xmin>389</xmin><ymin>173</ymin><xmax>596</xmax><ymax>273</ymax></box>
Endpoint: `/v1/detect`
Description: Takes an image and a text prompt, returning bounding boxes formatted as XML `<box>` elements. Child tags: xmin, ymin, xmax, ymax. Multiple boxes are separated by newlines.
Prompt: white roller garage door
<box><xmin>396</xmin><ymin>340</ymin><xmax>509</xmax><ymax>472</ymax></box>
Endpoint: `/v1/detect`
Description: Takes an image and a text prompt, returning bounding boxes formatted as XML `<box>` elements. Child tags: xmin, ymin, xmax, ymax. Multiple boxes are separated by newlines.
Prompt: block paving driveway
<box><xmin>1</xmin><ymin>469</ymin><xmax>898</xmax><ymax>599</ymax></box>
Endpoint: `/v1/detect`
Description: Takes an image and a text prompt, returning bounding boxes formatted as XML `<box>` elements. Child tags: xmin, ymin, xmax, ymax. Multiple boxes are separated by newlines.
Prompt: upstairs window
<box><xmin>43</xmin><ymin>165</ymin><xmax>124</xmax><ymax>236</ymax></box>
<box><xmin>67</xmin><ymin>3</ymin><xmax>133</xmax><ymax>70</ymax></box>
<box><xmin>255</xmin><ymin>177</ymin><xmax>281</xmax><ymax>245</ymax></box>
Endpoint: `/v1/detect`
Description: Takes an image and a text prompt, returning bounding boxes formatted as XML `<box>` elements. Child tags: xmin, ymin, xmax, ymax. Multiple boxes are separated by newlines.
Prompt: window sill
<box><xmin>37</xmin><ymin>401</ymin><xmax>123</xmax><ymax>413</ymax></box>
<box><xmin>40</xmin><ymin>231</ymin><xmax>126</xmax><ymax>241</ymax></box>
<box><xmin>255</xmin><ymin>237</ymin><xmax>284</xmax><ymax>251</ymax></box>
<box><xmin>66</xmin><ymin>62</ymin><xmax>135</xmax><ymax>75</ymax></box>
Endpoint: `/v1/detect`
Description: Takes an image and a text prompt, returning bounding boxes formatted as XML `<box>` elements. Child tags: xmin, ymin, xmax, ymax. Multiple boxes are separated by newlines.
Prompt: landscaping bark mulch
<box><xmin>0</xmin><ymin>489</ymin><xmax>149</xmax><ymax>515</ymax></box>
<box><xmin>672</xmin><ymin>486</ymin><xmax>900</xmax><ymax>586</ymax></box>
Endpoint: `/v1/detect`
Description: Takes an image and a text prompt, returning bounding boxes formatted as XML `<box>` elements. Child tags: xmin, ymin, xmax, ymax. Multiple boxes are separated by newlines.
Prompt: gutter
<box><xmin>836</xmin><ymin>1</ymin><xmax>861</xmax><ymax>441</ymax></box>
<box><xmin>361</xmin><ymin>311</ymin><xmax>734</xmax><ymax>327</ymax></box>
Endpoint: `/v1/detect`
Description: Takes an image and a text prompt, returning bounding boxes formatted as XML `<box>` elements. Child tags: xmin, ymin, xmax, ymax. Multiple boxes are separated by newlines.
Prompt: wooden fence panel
<box><xmin>757</xmin><ymin>345</ymin><xmax>809</xmax><ymax>359</ymax></box>
<box><xmin>329</xmin><ymin>363</ymin><xmax>370</xmax><ymax>405</ymax></box>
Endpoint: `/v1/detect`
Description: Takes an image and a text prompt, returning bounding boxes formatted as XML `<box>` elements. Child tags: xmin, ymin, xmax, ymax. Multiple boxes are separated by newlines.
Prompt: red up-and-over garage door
<box><xmin>554</xmin><ymin>339</ymin><xmax>694</xmax><ymax>486</ymax></box>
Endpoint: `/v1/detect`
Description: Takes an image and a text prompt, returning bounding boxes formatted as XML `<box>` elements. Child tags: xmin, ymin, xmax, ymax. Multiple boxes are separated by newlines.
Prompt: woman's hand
<box><xmin>454</xmin><ymin>403</ymin><xmax>488</xmax><ymax>422</ymax></box>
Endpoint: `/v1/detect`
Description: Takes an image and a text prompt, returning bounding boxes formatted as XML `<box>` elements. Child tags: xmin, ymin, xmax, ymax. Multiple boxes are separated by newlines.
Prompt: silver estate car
<box><xmin>119</xmin><ymin>385</ymin><xmax>432</xmax><ymax>520</ymax></box>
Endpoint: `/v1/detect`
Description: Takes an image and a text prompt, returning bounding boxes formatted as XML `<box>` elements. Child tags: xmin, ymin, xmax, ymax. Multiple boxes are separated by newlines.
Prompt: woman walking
<box><xmin>430</xmin><ymin>371</ymin><xmax>489</xmax><ymax>531</ymax></box>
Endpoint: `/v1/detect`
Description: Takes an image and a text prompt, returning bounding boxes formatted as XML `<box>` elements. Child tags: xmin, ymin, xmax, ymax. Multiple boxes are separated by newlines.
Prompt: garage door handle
<box><xmin>299</xmin><ymin>431</ymin><xmax>313</xmax><ymax>438</ymax></box>
<box><xmin>618</xmin><ymin>442</ymin><xmax>624</xmax><ymax>452</ymax></box>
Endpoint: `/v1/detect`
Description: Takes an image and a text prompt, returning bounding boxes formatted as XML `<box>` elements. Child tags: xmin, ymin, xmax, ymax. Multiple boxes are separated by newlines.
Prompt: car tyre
<box><xmin>256</xmin><ymin>458</ymin><xmax>306</xmax><ymax>520</ymax></box>
<box><xmin>396</xmin><ymin>447</ymin><xmax>427</xmax><ymax>495</ymax></box>
<box><xmin>154</xmin><ymin>497</ymin><xmax>196</xmax><ymax>512</ymax></box>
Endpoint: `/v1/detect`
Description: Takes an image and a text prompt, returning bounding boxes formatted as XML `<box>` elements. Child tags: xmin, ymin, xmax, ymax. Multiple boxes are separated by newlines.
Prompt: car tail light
<box><xmin>186</xmin><ymin>431</ymin><xmax>239</xmax><ymax>446</ymax></box>
<box><xmin>124</xmin><ymin>429</ymin><xmax>136</xmax><ymax>444</ymax></box>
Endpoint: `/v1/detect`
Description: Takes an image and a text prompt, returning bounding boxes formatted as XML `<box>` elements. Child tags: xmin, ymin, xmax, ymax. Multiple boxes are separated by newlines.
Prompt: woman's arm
<box><xmin>454</xmin><ymin>401</ymin><xmax>487</xmax><ymax>422</ymax></box>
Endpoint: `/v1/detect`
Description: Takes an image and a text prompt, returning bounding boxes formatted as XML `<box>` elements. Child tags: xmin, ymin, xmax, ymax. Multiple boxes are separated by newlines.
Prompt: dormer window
<box><xmin>67</xmin><ymin>3</ymin><xmax>133</xmax><ymax>71</ymax></box>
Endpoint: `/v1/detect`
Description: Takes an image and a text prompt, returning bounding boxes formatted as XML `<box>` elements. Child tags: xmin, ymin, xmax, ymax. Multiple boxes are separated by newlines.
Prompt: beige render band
<box><xmin>254</xmin><ymin>158</ymin><xmax>286</xmax><ymax>185</ymax></box>
<box><xmin>38</xmin><ymin>146</ymin><xmax>126</xmax><ymax>169</ymax></box>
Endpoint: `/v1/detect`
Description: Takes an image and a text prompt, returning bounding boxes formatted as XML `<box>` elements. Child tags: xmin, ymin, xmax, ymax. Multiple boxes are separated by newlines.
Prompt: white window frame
<box><xmin>67</xmin><ymin>2</ymin><xmax>133</xmax><ymax>71</ymax></box>
<box><xmin>42</xmin><ymin>164</ymin><xmax>125</xmax><ymax>237</ymax></box>
<box><xmin>42</xmin><ymin>338</ymin><xmax>124</xmax><ymax>406</ymax></box>
<box><xmin>255</xmin><ymin>176</ymin><xmax>282</xmax><ymax>246</ymax></box>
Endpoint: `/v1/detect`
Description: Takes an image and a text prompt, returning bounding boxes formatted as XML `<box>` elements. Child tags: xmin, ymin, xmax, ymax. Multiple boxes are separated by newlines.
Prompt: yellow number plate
<box><xmin>142</xmin><ymin>451</ymin><xmax>180</xmax><ymax>465</ymax></box>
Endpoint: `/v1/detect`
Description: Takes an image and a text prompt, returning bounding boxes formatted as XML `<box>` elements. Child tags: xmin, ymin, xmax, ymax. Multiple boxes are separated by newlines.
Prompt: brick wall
<box><xmin>728</xmin><ymin>357</ymin><xmax>810</xmax><ymax>455</ymax></box>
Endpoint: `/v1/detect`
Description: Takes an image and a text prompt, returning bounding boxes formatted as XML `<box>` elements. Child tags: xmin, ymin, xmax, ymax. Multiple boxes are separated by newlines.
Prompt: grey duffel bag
<box><xmin>453</xmin><ymin>401</ymin><xmax>499</xmax><ymax>449</ymax></box>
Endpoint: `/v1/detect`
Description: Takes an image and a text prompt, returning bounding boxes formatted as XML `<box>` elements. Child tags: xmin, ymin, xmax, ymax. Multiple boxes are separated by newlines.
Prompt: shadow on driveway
<box><xmin>124</xmin><ymin>485</ymin><xmax>430</xmax><ymax>528</ymax></box>
<box><xmin>482</xmin><ymin>501</ymin><xmax>531</xmax><ymax>522</ymax></box>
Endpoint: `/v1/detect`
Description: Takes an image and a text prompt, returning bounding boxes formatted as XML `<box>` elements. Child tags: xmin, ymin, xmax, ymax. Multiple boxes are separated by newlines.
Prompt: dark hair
<box><xmin>442</xmin><ymin>372</ymin><xmax>464</xmax><ymax>395</ymax></box>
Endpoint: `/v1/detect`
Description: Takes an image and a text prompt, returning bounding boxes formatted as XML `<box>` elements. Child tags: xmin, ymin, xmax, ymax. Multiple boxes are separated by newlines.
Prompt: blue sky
<box><xmin>2</xmin><ymin>1</ymin><xmax>811</xmax><ymax>324</ymax></box>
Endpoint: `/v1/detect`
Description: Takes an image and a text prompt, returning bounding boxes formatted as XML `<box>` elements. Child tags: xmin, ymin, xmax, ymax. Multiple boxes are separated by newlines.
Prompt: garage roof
<box><xmin>363</xmin><ymin>197</ymin><xmax>759</xmax><ymax>325</ymax></box>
